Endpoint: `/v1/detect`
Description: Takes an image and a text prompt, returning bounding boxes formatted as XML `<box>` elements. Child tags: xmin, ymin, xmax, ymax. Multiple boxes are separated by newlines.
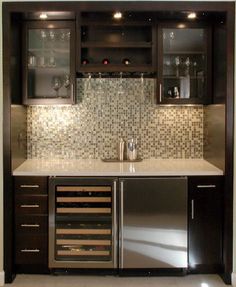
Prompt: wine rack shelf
<box><xmin>49</xmin><ymin>177</ymin><xmax>116</xmax><ymax>268</ymax></box>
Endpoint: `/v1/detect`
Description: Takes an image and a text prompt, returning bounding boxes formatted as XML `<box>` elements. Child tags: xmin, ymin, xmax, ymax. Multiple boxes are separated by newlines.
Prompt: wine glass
<box><xmin>51</xmin><ymin>76</ymin><xmax>62</xmax><ymax>97</ymax></box>
<box><xmin>175</xmin><ymin>56</ymin><xmax>180</xmax><ymax>77</ymax></box>
<box><xmin>63</xmin><ymin>74</ymin><xmax>70</xmax><ymax>89</ymax></box>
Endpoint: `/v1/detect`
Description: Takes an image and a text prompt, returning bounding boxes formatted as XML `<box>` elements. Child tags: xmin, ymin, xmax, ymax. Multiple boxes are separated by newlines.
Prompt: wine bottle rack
<box><xmin>49</xmin><ymin>177</ymin><xmax>117</xmax><ymax>268</ymax></box>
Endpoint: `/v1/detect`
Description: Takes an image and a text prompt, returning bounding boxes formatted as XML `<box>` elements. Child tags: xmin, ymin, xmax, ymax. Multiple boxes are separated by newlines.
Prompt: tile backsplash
<box><xmin>27</xmin><ymin>78</ymin><xmax>203</xmax><ymax>159</ymax></box>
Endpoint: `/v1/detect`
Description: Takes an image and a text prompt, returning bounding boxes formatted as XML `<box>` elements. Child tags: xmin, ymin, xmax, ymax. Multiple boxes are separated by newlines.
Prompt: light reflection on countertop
<box><xmin>13</xmin><ymin>159</ymin><xmax>223</xmax><ymax>176</ymax></box>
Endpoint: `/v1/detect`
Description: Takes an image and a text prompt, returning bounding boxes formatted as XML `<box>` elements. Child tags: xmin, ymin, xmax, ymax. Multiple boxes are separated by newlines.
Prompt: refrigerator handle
<box><xmin>119</xmin><ymin>180</ymin><xmax>124</xmax><ymax>269</ymax></box>
<box><xmin>113</xmin><ymin>180</ymin><xmax>117</xmax><ymax>268</ymax></box>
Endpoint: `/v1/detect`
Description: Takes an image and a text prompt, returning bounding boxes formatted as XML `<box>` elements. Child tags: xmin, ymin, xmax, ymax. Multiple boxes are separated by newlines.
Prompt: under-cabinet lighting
<box><xmin>187</xmin><ymin>12</ymin><xmax>197</xmax><ymax>19</ymax></box>
<box><xmin>39</xmin><ymin>13</ymin><xmax>48</xmax><ymax>20</ymax></box>
<box><xmin>113</xmin><ymin>12</ymin><xmax>122</xmax><ymax>20</ymax></box>
<box><xmin>178</xmin><ymin>24</ymin><xmax>186</xmax><ymax>29</ymax></box>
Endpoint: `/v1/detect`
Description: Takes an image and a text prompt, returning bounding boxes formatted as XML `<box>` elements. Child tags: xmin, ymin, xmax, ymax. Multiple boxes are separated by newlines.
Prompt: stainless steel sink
<box><xmin>101</xmin><ymin>158</ymin><xmax>143</xmax><ymax>163</ymax></box>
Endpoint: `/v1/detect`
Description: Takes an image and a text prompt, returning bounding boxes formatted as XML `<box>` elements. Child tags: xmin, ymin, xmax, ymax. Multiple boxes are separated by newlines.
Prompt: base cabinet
<box><xmin>14</xmin><ymin>176</ymin><xmax>49</xmax><ymax>273</ymax></box>
<box><xmin>188</xmin><ymin>176</ymin><xmax>223</xmax><ymax>273</ymax></box>
<box><xmin>13</xmin><ymin>175</ymin><xmax>224</xmax><ymax>275</ymax></box>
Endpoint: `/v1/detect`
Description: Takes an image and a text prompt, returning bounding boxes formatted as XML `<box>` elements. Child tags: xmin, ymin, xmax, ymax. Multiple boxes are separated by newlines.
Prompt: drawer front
<box><xmin>15</xmin><ymin>215</ymin><xmax>48</xmax><ymax>234</ymax></box>
<box><xmin>15</xmin><ymin>195</ymin><xmax>48</xmax><ymax>215</ymax></box>
<box><xmin>188</xmin><ymin>176</ymin><xmax>223</xmax><ymax>191</ymax></box>
<box><xmin>15</xmin><ymin>177</ymin><xmax>48</xmax><ymax>194</ymax></box>
<box><xmin>15</xmin><ymin>234</ymin><xmax>47</xmax><ymax>264</ymax></box>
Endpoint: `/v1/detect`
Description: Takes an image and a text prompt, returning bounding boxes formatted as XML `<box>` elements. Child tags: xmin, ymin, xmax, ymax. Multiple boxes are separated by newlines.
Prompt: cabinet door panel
<box><xmin>157</xmin><ymin>23</ymin><xmax>211</xmax><ymax>105</ymax></box>
<box><xmin>188</xmin><ymin>176</ymin><xmax>223</xmax><ymax>272</ymax></box>
<box><xmin>23</xmin><ymin>21</ymin><xmax>75</xmax><ymax>105</ymax></box>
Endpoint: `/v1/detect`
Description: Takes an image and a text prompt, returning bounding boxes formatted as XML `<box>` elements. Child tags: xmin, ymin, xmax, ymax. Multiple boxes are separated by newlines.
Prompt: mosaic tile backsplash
<box><xmin>27</xmin><ymin>79</ymin><xmax>203</xmax><ymax>159</ymax></box>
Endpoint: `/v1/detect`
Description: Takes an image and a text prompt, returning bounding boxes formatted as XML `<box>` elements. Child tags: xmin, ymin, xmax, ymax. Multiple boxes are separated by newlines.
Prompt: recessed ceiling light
<box><xmin>188</xmin><ymin>12</ymin><xmax>197</xmax><ymax>19</ymax></box>
<box><xmin>113</xmin><ymin>12</ymin><xmax>122</xmax><ymax>20</ymax></box>
<box><xmin>39</xmin><ymin>13</ymin><xmax>48</xmax><ymax>20</ymax></box>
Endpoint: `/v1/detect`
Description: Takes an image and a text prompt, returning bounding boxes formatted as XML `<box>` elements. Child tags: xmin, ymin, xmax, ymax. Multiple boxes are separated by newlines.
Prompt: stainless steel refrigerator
<box><xmin>119</xmin><ymin>177</ymin><xmax>187</xmax><ymax>269</ymax></box>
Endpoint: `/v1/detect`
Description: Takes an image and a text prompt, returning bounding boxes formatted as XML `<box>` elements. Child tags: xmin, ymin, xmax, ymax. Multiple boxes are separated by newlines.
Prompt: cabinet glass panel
<box><xmin>27</xmin><ymin>28</ymin><xmax>72</xmax><ymax>99</ymax></box>
<box><xmin>162</xmin><ymin>28</ymin><xmax>206</xmax><ymax>101</ymax></box>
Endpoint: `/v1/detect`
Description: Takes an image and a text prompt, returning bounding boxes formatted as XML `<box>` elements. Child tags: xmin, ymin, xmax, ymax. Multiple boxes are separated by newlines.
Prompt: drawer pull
<box><xmin>197</xmin><ymin>185</ymin><xmax>216</xmax><ymax>188</ymax></box>
<box><xmin>20</xmin><ymin>185</ymin><xmax>39</xmax><ymax>188</ymax></box>
<box><xmin>21</xmin><ymin>224</ymin><xmax>40</xmax><ymax>228</ymax></box>
<box><xmin>21</xmin><ymin>249</ymin><xmax>40</xmax><ymax>253</ymax></box>
<box><xmin>20</xmin><ymin>204</ymin><xmax>39</xmax><ymax>208</ymax></box>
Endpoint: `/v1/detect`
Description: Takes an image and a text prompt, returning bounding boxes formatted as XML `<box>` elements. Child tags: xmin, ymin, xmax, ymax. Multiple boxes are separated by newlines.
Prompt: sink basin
<box><xmin>101</xmin><ymin>158</ymin><xmax>143</xmax><ymax>163</ymax></box>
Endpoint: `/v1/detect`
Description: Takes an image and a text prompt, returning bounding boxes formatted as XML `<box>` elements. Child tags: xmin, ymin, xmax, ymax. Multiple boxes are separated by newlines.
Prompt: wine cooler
<box><xmin>49</xmin><ymin>177</ymin><xmax>117</xmax><ymax>268</ymax></box>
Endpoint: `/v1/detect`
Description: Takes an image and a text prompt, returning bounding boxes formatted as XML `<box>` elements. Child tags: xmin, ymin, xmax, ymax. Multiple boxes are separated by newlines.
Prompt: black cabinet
<box><xmin>188</xmin><ymin>176</ymin><xmax>223</xmax><ymax>273</ymax></box>
<box><xmin>14</xmin><ymin>176</ymin><xmax>49</xmax><ymax>273</ymax></box>
<box><xmin>23</xmin><ymin>21</ymin><xmax>76</xmax><ymax>105</ymax></box>
<box><xmin>78</xmin><ymin>12</ymin><xmax>156</xmax><ymax>73</ymax></box>
<box><xmin>157</xmin><ymin>23</ymin><xmax>211</xmax><ymax>104</ymax></box>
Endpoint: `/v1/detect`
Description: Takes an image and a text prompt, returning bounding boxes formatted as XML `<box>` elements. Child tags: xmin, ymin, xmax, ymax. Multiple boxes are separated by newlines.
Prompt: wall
<box><xmin>27</xmin><ymin>79</ymin><xmax>203</xmax><ymax>160</ymax></box>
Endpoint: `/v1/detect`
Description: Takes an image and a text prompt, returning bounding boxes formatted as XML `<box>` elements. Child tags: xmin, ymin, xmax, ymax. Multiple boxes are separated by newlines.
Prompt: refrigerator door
<box><xmin>119</xmin><ymin>177</ymin><xmax>187</xmax><ymax>269</ymax></box>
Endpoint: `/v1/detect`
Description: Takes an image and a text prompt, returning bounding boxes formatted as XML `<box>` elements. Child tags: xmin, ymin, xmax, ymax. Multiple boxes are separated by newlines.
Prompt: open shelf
<box><xmin>81</xmin><ymin>41</ymin><xmax>152</xmax><ymax>48</ymax></box>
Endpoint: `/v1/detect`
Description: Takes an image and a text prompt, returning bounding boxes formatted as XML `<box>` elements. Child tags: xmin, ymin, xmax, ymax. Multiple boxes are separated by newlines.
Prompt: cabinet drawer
<box><xmin>15</xmin><ymin>215</ymin><xmax>48</xmax><ymax>234</ymax></box>
<box><xmin>15</xmin><ymin>195</ymin><xmax>48</xmax><ymax>215</ymax></box>
<box><xmin>188</xmin><ymin>176</ymin><xmax>223</xmax><ymax>191</ymax></box>
<box><xmin>15</xmin><ymin>234</ymin><xmax>47</xmax><ymax>264</ymax></box>
<box><xmin>15</xmin><ymin>177</ymin><xmax>47</xmax><ymax>194</ymax></box>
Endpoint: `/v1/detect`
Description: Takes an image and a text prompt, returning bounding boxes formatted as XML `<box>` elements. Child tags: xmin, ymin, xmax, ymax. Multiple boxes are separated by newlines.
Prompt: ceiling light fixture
<box><xmin>39</xmin><ymin>13</ymin><xmax>48</xmax><ymax>20</ymax></box>
<box><xmin>113</xmin><ymin>12</ymin><xmax>122</xmax><ymax>20</ymax></box>
<box><xmin>188</xmin><ymin>12</ymin><xmax>197</xmax><ymax>19</ymax></box>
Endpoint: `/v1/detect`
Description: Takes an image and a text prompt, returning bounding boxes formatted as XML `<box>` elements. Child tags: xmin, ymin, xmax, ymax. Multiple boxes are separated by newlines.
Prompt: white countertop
<box><xmin>13</xmin><ymin>159</ymin><xmax>223</xmax><ymax>176</ymax></box>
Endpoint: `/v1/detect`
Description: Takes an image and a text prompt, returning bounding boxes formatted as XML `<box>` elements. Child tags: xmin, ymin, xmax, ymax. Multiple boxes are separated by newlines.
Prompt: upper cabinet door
<box><xmin>157</xmin><ymin>23</ymin><xmax>211</xmax><ymax>105</ymax></box>
<box><xmin>23</xmin><ymin>21</ymin><xmax>75</xmax><ymax>105</ymax></box>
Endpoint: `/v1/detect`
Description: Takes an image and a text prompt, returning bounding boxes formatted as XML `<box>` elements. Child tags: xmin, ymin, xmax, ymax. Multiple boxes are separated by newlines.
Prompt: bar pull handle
<box><xmin>197</xmin><ymin>185</ymin><xmax>216</xmax><ymax>188</ymax></box>
<box><xmin>21</xmin><ymin>249</ymin><xmax>40</xmax><ymax>253</ymax></box>
<box><xmin>120</xmin><ymin>181</ymin><xmax>124</xmax><ymax>269</ymax></box>
<box><xmin>191</xmin><ymin>200</ymin><xmax>194</xmax><ymax>220</ymax></box>
<box><xmin>20</xmin><ymin>185</ymin><xmax>39</xmax><ymax>188</ymax></box>
<box><xmin>113</xmin><ymin>180</ymin><xmax>117</xmax><ymax>268</ymax></box>
<box><xmin>159</xmin><ymin>83</ymin><xmax>162</xmax><ymax>103</ymax></box>
<box><xmin>20</xmin><ymin>204</ymin><xmax>39</xmax><ymax>208</ymax></box>
<box><xmin>71</xmin><ymin>83</ymin><xmax>74</xmax><ymax>100</ymax></box>
<box><xmin>21</xmin><ymin>224</ymin><xmax>40</xmax><ymax>228</ymax></box>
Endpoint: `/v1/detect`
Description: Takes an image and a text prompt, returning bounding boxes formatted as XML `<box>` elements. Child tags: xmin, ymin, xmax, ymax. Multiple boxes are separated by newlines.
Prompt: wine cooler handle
<box><xmin>191</xmin><ymin>200</ymin><xmax>194</xmax><ymax>220</ymax></box>
<box><xmin>113</xmin><ymin>180</ymin><xmax>117</xmax><ymax>268</ymax></box>
<box><xmin>119</xmin><ymin>181</ymin><xmax>124</xmax><ymax>269</ymax></box>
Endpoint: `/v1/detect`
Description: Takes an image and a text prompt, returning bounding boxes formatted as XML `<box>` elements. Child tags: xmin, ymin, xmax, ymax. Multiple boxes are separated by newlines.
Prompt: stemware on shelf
<box><xmin>51</xmin><ymin>76</ymin><xmax>62</xmax><ymax>97</ymax></box>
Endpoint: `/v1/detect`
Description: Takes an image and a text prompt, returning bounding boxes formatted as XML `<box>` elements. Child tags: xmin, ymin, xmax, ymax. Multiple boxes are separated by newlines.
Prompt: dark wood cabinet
<box><xmin>14</xmin><ymin>176</ymin><xmax>49</xmax><ymax>273</ymax></box>
<box><xmin>157</xmin><ymin>23</ymin><xmax>211</xmax><ymax>104</ymax></box>
<box><xmin>188</xmin><ymin>176</ymin><xmax>223</xmax><ymax>273</ymax></box>
<box><xmin>78</xmin><ymin>12</ymin><xmax>156</xmax><ymax>73</ymax></box>
<box><xmin>23</xmin><ymin>21</ymin><xmax>76</xmax><ymax>105</ymax></box>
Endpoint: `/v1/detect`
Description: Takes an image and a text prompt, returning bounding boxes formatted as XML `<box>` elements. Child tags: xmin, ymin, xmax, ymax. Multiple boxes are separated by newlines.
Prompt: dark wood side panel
<box><xmin>3</xmin><ymin>6</ymin><xmax>15</xmax><ymax>283</ymax></box>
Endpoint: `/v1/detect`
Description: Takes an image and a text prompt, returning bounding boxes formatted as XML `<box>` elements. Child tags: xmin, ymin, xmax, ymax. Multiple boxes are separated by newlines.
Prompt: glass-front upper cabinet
<box><xmin>23</xmin><ymin>21</ymin><xmax>75</xmax><ymax>105</ymax></box>
<box><xmin>157</xmin><ymin>23</ymin><xmax>211</xmax><ymax>104</ymax></box>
